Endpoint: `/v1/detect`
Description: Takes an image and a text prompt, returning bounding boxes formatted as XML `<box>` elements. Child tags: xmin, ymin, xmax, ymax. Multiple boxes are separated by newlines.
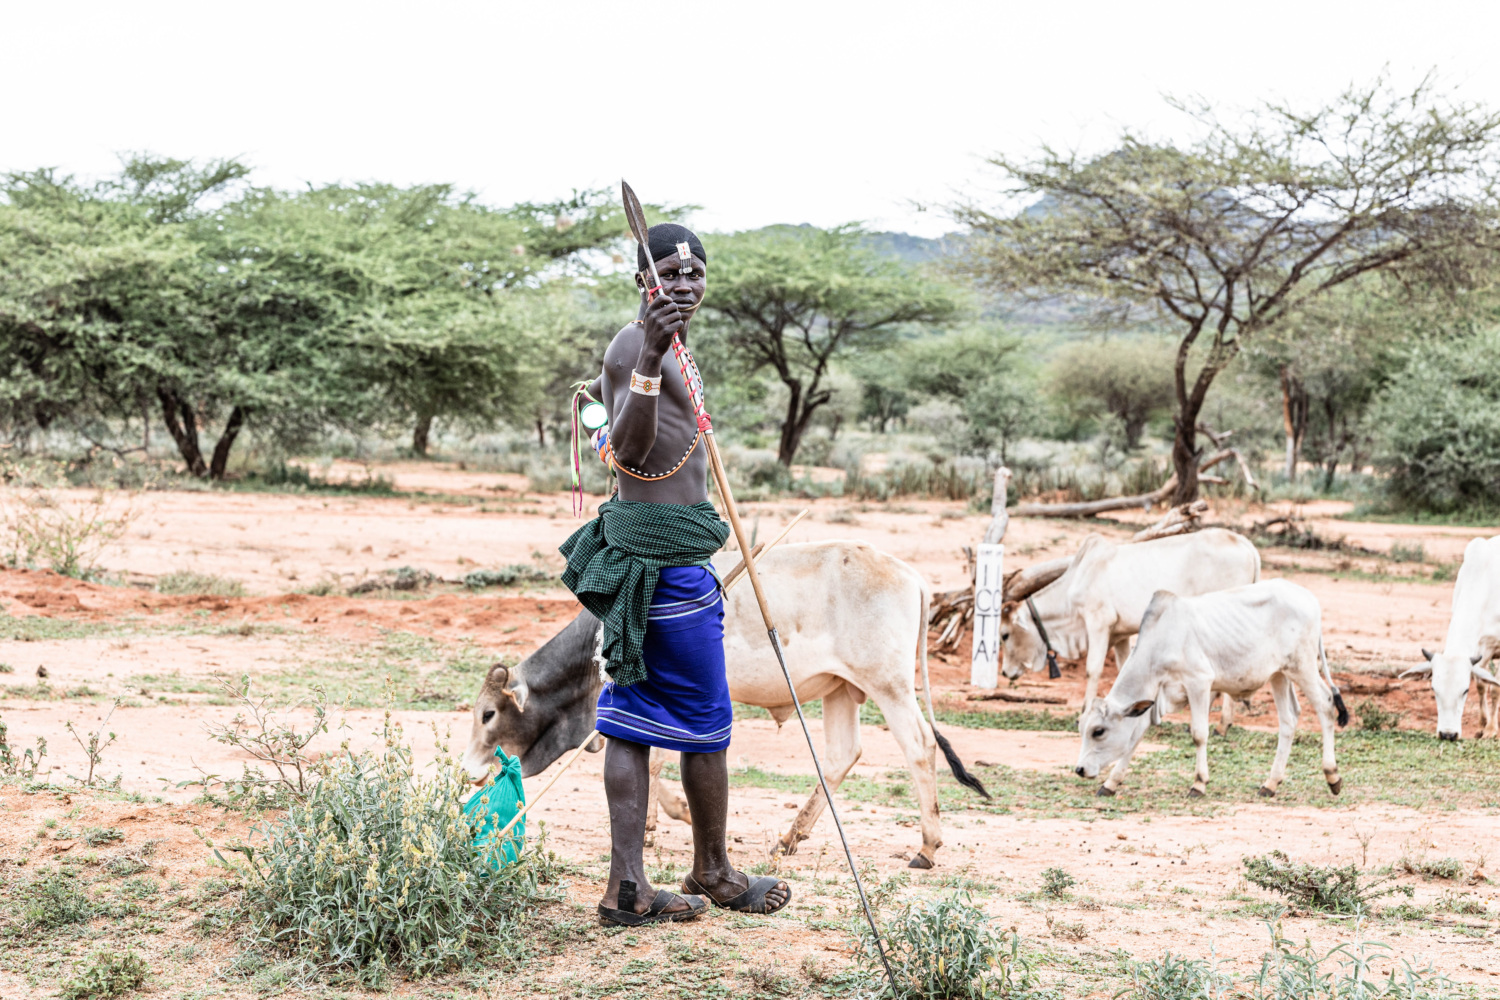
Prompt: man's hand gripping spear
<box><xmin>622</xmin><ymin>181</ymin><xmax>898</xmax><ymax>993</ymax></box>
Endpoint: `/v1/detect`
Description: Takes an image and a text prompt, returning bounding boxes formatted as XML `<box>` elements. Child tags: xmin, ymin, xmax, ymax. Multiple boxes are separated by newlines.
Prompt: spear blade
<box><xmin>620</xmin><ymin>179</ymin><xmax>661</xmax><ymax>290</ymax></box>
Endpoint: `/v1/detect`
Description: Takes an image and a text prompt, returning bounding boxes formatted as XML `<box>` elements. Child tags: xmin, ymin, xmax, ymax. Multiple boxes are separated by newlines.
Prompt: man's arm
<box><xmin>608</xmin><ymin>293</ymin><xmax>684</xmax><ymax>468</ymax></box>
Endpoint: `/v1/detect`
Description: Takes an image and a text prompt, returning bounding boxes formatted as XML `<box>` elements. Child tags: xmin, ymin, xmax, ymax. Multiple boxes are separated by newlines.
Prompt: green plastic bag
<box><xmin>464</xmin><ymin>746</ymin><xmax>525</xmax><ymax>869</ymax></box>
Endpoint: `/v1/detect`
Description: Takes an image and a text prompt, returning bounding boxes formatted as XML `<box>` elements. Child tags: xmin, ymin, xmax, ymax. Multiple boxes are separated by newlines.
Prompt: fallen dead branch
<box><xmin>966</xmin><ymin>689</ymin><xmax>1067</xmax><ymax>705</ymax></box>
<box><xmin>1132</xmin><ymin>500</ymin><xmax>1210</xmax><ymax>542</ymax></box>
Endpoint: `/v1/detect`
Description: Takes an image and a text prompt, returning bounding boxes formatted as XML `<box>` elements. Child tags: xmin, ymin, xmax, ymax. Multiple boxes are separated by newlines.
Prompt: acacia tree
<box><xmin>704</xmin><ymin>224</ymin><xmax>960</xmax><ymax>465</ymax></box>
<box><xmin>957</xmin><ymin>76</ymin><xmax>1500</xmax><ymax>503</ymax></box>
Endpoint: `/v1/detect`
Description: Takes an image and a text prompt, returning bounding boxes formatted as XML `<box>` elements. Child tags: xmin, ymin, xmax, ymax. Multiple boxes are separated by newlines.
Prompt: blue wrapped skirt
<box><xmin>595</xmin><ymin>565</ymin><xmax>732</xmax><ymax>754</ymax></box>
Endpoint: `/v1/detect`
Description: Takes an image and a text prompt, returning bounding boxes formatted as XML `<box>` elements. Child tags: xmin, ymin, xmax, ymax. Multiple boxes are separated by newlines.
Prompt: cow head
<box><xmin>1074</xmin><ymin>695</ymin><xmax>1155</xmax><ymax>779</ymax></box>
<box><xmin>1401</xmin><ymin>648</ymin><xmax>1500</xmax><ymax>741</ymax></box>
<box><xmin>462</xmin><ymin>610</ymin><xmax>606</xmax><ymax>780</ymax></box>
<box><xmin>1000</xmin><ymin>601</ymin><xmax>1048</xmax><ymax>680</ymax></box>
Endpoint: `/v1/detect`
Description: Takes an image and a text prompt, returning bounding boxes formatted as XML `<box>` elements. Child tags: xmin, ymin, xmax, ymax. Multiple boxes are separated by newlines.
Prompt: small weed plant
<box><xmin>1356</xmin><ymin>699</ymin><xmax>1405</xmax><ymax>733</ymax></box>
<box><xmin>58</xmin><ymin>947</ymin><xmax>149</xmax><ymax>1000</ymax></box>
<box><xmin>860</xmin><ymin>892</ymin><xmax>1044</xmax><ymax>999</ymax></box>
<box><xmin>64</xmin><ymin>700</ymin><xmax>120</xmax><ymax>788</ymax></box>
<box><xmin>193</xmin><ymin>675</ymin><xmax>330</xmax><ymax>808</ymax></box>
<box><xmin>1243</xmin><ymin>851</ymin><xmax>1413</xmax><ymax>913</ymax></box>
<box><xmin>0</xmin><ymin>716</ymin><xmax>48</xmax><ymax>779</ymax></box>
<box><xmin>223</xmin><ymin>709</ymin><xmax>557</xmax><ymax>985</ymax></box>
<box><xmin>1395</xmin><ymin>854</ymin><xmax>1467</xmax><ymax>881</ymax></box>
<box><xmin>0</xmin><ymin>484</ymin><xmax>138</xmax><ymax>579</ymax></box>
<box><xmin>1039</xmin><ymin>867</ymin><xmax>1077</xmax><ymax>899</ymax></box>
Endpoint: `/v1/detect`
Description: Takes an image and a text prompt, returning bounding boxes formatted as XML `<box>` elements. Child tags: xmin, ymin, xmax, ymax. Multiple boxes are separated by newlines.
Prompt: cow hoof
<box><xmin>907</xmin><ymin>853</ymin><xmax>934</xmax><ymax>870</ymax></box>
<box><xmin>1328</xmin><ymin>778</ymin><xmax>1343</xmax><ymax>796</ymax></box>
<box><xmin>1188</xmin><ymin>787</ymin><xmax>1205</xmax><ymax>799</ymax></box>
<box><xmin>1095</xmin><ymin>785</ymin><xmax>1115</xmax><ymax>798</ymax></box>
<box><xmin>1257</xmin><ymin>786</ymin><xmax>1276</xmax><ymax>798</ymax></box>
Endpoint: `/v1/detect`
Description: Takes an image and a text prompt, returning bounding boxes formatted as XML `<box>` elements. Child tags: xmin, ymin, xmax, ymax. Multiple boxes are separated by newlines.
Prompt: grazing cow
<box><xmin>463</xmin><ymin>541</ymin><xmax>988</xmax><ymax>869</ymax></box>
<box><xmin>1002</xmin><ymin>529</ymin><xmax>1261</xmax><ymax>708</ymax></box>
<box><xmin>1074</xmin><ymin>579</ymin><xmax>1349</xmax><ymax>798</ymax></box>
<box><xmin>1401</xmin><ymin>536</ymin><xmax>1500</xmax><ymax>741</ymax></box>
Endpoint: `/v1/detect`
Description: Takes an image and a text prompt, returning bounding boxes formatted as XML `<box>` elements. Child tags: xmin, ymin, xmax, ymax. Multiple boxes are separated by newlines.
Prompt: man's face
<box><xmin>640</xmin><ymin>253</ymin><xmax>707</xmax><ymax>312</ymax></box>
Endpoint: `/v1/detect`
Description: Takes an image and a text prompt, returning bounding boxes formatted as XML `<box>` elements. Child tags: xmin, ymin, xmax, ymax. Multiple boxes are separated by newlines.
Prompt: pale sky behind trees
<box><xmin>5</xmin><ymin>0</ymin><xmax>1500</xmax><ymax>236</ymax></box>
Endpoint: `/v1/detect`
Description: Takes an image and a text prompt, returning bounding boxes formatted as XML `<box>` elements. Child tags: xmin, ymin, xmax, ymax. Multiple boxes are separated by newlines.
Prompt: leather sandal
<box><xmin>597</xmin><ymin>879</ymin><xmax>707</xmax><ymax>926</ymax></box>
<box><xmin>682</xmin><ymin>872</ymin><xmax>791</xmax><ymax>915</ymax></box>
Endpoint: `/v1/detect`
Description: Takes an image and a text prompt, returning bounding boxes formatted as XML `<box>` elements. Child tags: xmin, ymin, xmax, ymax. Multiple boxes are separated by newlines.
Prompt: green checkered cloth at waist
<box><xmin>559</xmin><ymin>498</ymin><xmax>730</xmax><ymax>687</ymax></box>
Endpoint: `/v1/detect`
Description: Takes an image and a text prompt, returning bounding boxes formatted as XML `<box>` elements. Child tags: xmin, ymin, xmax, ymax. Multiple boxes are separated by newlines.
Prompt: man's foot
<box><xmin>683</xmin><ymin>871</ymin><xmax>791</xmax><ymax>915</ymax></box>
<box><xmin>598</xmin><ymin>879</ymin><xmax>706</xmax><ymax>926</ymax></box>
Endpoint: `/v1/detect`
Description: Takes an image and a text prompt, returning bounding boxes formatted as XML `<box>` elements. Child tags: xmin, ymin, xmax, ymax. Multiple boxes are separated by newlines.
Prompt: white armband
<box><xmin>629</xmin><ymin>370</ymin><xmax>661</xmax><ymax>396</ymax></box>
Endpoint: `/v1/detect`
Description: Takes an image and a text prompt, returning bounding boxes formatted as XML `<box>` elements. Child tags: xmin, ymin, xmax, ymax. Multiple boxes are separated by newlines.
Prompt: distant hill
<box><xmin>860</xmin><ymin>230</ymin><xmax>962</xmax><ymax>263</ymax></box>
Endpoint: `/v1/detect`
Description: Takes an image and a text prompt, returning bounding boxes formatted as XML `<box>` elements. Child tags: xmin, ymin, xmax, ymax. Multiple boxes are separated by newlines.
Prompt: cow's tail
<box><xmin>1320</xmin><ymin>633</ymin><xmax>1349</xmax><ymax>728</ymax></box>
<box><xmin>918</xmin><ymin>579</ymin><xmax>991</xmax><ymax>799</ymax></box>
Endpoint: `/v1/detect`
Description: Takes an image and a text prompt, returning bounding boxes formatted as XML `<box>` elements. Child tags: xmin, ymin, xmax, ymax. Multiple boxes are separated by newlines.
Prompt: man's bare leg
<box><xmin>680</xmin><ymin>749</ymin><xmax>789</xmax><ymax>910</ymax></box>
<box><xmin>600</xmin><ymin>737</ymin><xmax>695</xmax><ymax>914</ymax></box>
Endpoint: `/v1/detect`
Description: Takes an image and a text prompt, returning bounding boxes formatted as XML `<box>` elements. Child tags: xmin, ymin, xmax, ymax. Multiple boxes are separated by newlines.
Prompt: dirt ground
<box><xmin>2</xmin><ymin>466</ymin><xmax>1499</xmax><ymax>998</ymax></box>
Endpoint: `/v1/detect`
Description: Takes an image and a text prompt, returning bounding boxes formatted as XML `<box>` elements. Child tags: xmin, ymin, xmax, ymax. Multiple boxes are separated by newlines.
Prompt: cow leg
<box><xmin>868</xmin><ymin>687</ymin><xmax>943</xmax><ymax>869</ymax></box>
<box><xmin>1296</xmin><ymin>668</ymin><xmax>1343</xmax><ymax>795</ymax></box>
<box><xmin>1100</xmin><ymin>739</ymin><xmax>1142</xmax><ymax>795</ymax></box>
<box><xmin>1480</xmin><ymin>676</ymin><xmax>1500</xmax><ymax>740</ymax></box>
<box><xmin>778</xmin><ymin>683</ymin><xmax>862</xmax><ymax>859</ymax></box>
<box><xmin>1217</xmin><ymin>693</ymin><xmax>1236</xmax><ymax>737</ymax></box>
<box><xmin>1261</xmin><ymin>673</ymin><xmax>1299</xmax><ymax>796</ymax></box>
<box><xmin>1186</xmin><ymin>685</ymin><xmax>1212</xmax><ymax>797</ymax></box>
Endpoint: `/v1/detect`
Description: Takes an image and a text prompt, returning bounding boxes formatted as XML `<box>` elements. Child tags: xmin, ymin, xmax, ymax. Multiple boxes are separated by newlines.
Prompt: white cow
<box><xmin>1402</xmin><ymin>536</ymin><xmax>1500</xmax><ymax>741</ymax></box>
<box><xmin>1074</xmin><ymin>580</ymin><xmax>1348</xmax><ymax>798</ymax></box>
<box><xmin>1002</xmin><ymin>529</ymin><xmax>1262</xmax><ymax>707</ymax></box>
<box><xmin>464</xmin><ymin>540</ymin><xmax>988</xmax><ymax>869</ymax></box>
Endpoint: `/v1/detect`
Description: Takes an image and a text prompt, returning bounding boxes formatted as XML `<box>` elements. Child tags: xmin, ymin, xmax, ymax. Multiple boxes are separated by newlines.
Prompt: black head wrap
<box><xmin>637</xmin><ymin>223</ymin><xmax>706</xmax><ymax>272</ymax></box>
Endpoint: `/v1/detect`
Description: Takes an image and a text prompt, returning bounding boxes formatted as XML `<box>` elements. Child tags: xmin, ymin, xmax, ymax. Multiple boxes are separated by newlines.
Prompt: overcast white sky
<box><xmin>4</xmin><ymin>1</ymin><xmax>1499</xmax><ymax>237</ymax></box>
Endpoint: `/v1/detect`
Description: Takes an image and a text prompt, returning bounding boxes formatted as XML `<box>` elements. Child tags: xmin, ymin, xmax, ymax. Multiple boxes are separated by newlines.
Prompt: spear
<box><xmin>621</xmin><ymin>181</ymin><xmax>897</xmax><ymax>993</ymax></box>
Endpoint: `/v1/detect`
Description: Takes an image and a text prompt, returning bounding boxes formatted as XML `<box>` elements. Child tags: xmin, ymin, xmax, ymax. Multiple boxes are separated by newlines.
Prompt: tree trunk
<box><xmin>208</xmin><ymin>406</ymin><xmax>246</xmax><ymax>481</ymax></box>
<box><xmin>535</xmin><ymin>417</ymin><xmax>546</xmax><ymax>448</ymax></box>
<box><xmin>1279</xmin><ymin>366</ymin><xmax>1308</xmax><ymax>482</ymax></box>
<box><xmin>777</xmin><ymin>382</ymin><xmax>805</xmax><ymax>466</ymax></box>
<box><xmin>158</xmin><ymin>388</ymin><xmax>208</xmax><ymax>478</ymax></box>
<box><xmin>1170</xmin><ymin>409</ymin><xmax>1202</xmax><ymax>505</ymax></box>
<box><xmin>412</xmin><ymin>412</ymin><xmax>434</xmax><ymax>457</ymax></box>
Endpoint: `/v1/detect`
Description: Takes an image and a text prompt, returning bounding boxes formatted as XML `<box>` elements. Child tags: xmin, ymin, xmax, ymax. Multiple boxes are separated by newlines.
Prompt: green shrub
<box><xmin>1122</xmin><ymin>951</ymin><xmax>1230</xmax><ymax>1000</ymax></box>
<box><xmin>230</xmin><ymin>714</ymin><xmax>555</xmax><ymax>985</ymax></box>
<box><xmin>463</xmin><ymin>565</ymin><xmax>553</xmax><ymax>590</ymax></box>
<box><xmin>1243</xmin><ymin>851</ymin><xmax>1412</xmax><ymax>913</ymax></box>
<box><xmin>19</xmin><ymin>870</ymin><xmax>93</xmax><ymax>930</ymax></box>
<box><xmin>83</xmin><ymin>826</ymin><xmax>124</xmax><ymax>847</ymax></box>
<box><xmin>1371</xmin><ymin>329</ymin><xmax>1500</xmax><ymax>514</ymax></box>
<box><xmin>58</xmin><ymin>948</ymin><xmax>148</xmax><ymax>999</ymax></box>
<box><xmin>1039</xmin><ymin>867</ymin><xmax>1076</xmax><ymax>899</ymax></box>
<box><xmin>1355</xmin><ymin>699</ymin><xmax>1404</xmax><ymax>733</ymax></box>
<box><xmin>155</xmin><ymin>571</ymin><xmax>247</xmax><ymax>597</ymax></box>
<box><xmin>1395</xmin><ymin>854</ymin><xmax>1466</xmax><ymax>881</ymax></box>
<box><xmin>860</xmin><ymin>892</ymin><xmax>1040</xmax><ymax>999</ymax></box>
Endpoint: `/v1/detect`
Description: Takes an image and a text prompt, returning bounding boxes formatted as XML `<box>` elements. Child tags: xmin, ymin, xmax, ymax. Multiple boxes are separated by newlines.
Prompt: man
<box><xmin>560</xmin><ymin>223</ymin><xmax>791</xmax><ymax>926</ymax></box>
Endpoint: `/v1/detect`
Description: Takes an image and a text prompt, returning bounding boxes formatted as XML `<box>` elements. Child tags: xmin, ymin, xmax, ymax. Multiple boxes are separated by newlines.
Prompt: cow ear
<box><xmin>1472</xmin><ymin>664</ymin><xmax>1500</xmax><ymax>687</ymax></box>
<box><xmin>1125</xmin><ymin>699</ymin><xmax>1155</xmax><ymax>718</ymax></box>
<box><xmin>488</xmin><ymin>663</ymin><xmax>509</xmax><ymax>684</ymax></box>
<box><xmin>1422</xmin><ymin>648</ymin><xmax>1436</xmax><ymax>661</ymax></box>
<box><xmin>1400</xmin><ymin>664</ymin><xmax>1433</xmax><ymax>679</ymax></box>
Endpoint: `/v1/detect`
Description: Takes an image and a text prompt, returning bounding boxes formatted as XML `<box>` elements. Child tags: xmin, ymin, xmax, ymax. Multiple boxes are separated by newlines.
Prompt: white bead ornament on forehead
<box><xmin>677</xmin><ymin>241</ymin><xmax>692</xmax><ymax>259</ymax></box>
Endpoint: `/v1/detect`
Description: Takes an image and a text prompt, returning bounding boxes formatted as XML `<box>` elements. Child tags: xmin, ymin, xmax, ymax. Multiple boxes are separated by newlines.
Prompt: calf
<box><xmin>463</xmin><ymin>541</ymin><xmax>987</xmax><ymax>868</ymax></box>
<box><xmin>1074</xmin><ymin>580</ymin><xmax>1348</xmax><ymax>798</ymax></box>
<box><xmin>1003</xmin><ymin>529</ymin><xmax>1261</xmax><ymax>708</ymax></box>
<box><xmin>1402</xmin><ymin>536</ymin><xmax>1500</xmax><ymax>740</ymax></box>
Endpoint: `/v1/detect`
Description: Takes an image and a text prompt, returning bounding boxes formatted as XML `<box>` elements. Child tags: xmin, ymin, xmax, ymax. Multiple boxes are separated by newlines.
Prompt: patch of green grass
<box><xmin>0</xmin><ymin>614</ymin><xmax>110</xmax><ymax>642</ymax></box>
<box><xmin>1355</xmin><ymin>698</ymin><xmax>1405</xmax><ymax>732</ymax></box>
<box><xmin>265</xmin><ymin>629</ymin><xmax>493</xmax><ymax>709</ymax></box>
<box><xmin>155</xmin><ymin>571</ymin><xmax>247</xmax><ymax>597</ymax></box>
<box><xmin>82</xmin><ymin>826</ymin><xmax>124</xmax><ymax>847</ymax></box>
<box><xmin>16</xmin><ymin>869</ymin><xmax>93</xmax><ymax>930</ymax></box>
<box><xmin>58</xmin><ymin>948</ymin><xmax>149</xmax><ymax>1000</ymax></box>
<box><xmin>1395</xmin><ymin>855</ymin><xmax>1467</xmax><ymax>881</ymax></box>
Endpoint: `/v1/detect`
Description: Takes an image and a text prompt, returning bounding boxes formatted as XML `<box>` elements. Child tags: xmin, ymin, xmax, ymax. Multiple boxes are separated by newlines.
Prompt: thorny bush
<box><xmin>1243</xmin><ymin>851</ymin><xmax>1414</xmax><ymax>914</ymax></box>
<box><xmin>217</xmin><ymin>710</ymin><xmax>559</xmax><ymax>987</ymax></box>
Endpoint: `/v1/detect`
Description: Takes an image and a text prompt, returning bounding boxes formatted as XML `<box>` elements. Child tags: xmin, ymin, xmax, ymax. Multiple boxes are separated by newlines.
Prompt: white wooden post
<box><xmin>970</xmin><ymin>542</ymin><xmax>1004</xmax><ymax>688</ymax></box>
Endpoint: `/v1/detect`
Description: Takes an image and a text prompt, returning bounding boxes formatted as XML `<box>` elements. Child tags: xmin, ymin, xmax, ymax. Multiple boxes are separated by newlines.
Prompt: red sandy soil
<box><xmin>3</xmin><ymin>470</ymin><xmax>1499</xmax><ymax>995</ymax></box>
